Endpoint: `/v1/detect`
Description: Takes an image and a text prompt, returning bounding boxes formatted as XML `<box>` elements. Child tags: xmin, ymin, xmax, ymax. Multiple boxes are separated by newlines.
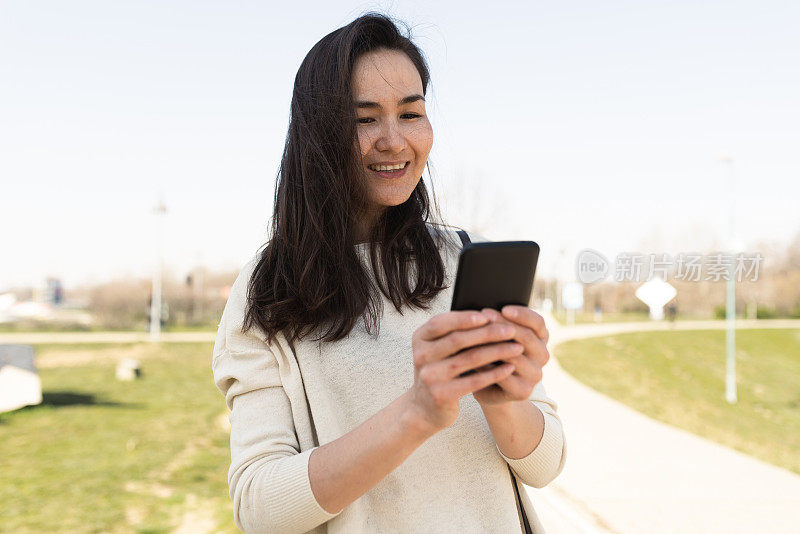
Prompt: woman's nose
<box><xmin>375</xmin><ymin>119</ymin><xmax>406</xmax><ymax>153</ymax></box>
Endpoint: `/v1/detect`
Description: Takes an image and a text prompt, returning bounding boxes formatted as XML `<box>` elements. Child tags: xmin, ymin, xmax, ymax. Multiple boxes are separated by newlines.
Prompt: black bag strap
<box><xmin>455</xmin><ymin>228</ymin><xmax>532</xmax><ymax>534</ymax></box>
<box><xmin>456</xmin><ymin>229</ymin><xmax>471</xmax><ymax>247</ymax></box>
<box><xmin>509</xmin><ymin>467</ymin><xmax>532</xmax><ymax>534</ymax></box>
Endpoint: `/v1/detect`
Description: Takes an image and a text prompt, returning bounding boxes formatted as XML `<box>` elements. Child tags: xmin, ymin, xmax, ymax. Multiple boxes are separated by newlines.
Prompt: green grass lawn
<box><xmin>556</xmin><ymin>328</ymin><xmax>800</xmax><ymax>475</ymax></box>
<box><xmin>0</xmin><ymin>342</ymin><xmax>237</xmax><ymax>533</ymax></box>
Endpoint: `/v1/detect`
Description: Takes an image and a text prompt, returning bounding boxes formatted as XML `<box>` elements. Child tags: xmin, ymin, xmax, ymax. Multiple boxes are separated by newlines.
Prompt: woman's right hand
<box><xmin>404</xmin><ymin>310</ymin><xmax>524</xmax><ymax>434</ymax></box>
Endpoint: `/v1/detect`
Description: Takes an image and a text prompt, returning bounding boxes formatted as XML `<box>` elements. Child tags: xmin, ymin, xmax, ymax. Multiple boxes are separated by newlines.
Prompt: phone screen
<box><xmin>449</xmin><ymin>240</ymin><xmax>539</xmax><ymax>377</ymax></box>
<box><xmin>450</xmin><ymin>241</ymin><xmax>539</xmax><ymax>312</ymax></box>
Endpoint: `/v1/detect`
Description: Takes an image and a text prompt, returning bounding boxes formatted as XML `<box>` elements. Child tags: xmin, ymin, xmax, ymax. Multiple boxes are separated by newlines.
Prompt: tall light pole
<box><xmin>149</xmin><ymin>197</ymin><xmax>167</xmax><ymax>342</ymax></box>
<box><xmin>193</xmin><ymin>251</ymin><xmax>205</xmax><ymax>324</ymax></box>
<box><xmin>719</xmin><ymin>156</ymin><xmax>737</xmax><ymax>404</ymax></box>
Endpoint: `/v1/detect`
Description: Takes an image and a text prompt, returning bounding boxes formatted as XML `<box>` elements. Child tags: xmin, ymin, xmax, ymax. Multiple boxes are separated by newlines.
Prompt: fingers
<box><xmin>423</xmin><ymin>341</ymin><xmax>524</xmax><ymax>381</ymax></box>
<box><xmin>480</xmin><ymin>308</ymin><xmax>550</xmax><ymax>368</ymax></box>
<box><xmin>416</xmin><ymin>310</ymin><xmax>489</xmax><ymax>342</ymax></box>
<box><xmin>485</xmin><ymin>370</ymin><xmax>539</xmax><ymax>400</ymax></box>
<box><xmin>429</xmin><ymin>362</ymin><xmax>516</xmax><ymax>402</ymax></box>
<box><xmin>438</xmin><ymin>322</ymin><xmax>517</xmax><ymax>361</ymax></box>
<box><xmin>499</xmin><ymin>305</ymin><xmax>549</xmax><ymax>345</ymax></box>
<box><xmin>415</xmin><ymin>320</ymin><xmax>518</xmax><ymax>367</ymax></box>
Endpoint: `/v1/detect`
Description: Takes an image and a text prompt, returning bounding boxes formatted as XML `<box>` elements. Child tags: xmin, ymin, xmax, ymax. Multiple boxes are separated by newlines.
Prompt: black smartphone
<box><xmin>449</xmin><ymin>240</ymin><xmax>540</xmax><ymax>376</ymax></box>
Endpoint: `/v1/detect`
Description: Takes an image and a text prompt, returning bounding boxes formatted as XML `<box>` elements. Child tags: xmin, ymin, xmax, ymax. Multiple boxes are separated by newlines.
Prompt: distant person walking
<box><xmin>667</xmin><ymin>300</ymin><xmax>677</xmax><ymax>322</ymax></box>
<box><xmin>211</xmin><ymin>13</ymin><xmax>566</xmax><ymax>534</ymax></box>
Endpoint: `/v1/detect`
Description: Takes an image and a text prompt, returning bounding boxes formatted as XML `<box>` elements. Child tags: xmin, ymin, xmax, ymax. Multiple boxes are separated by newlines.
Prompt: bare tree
<box><xmin>440</xmin><ymin>168</ymin><xmax>506</xmax><ymax>237</ymax></box>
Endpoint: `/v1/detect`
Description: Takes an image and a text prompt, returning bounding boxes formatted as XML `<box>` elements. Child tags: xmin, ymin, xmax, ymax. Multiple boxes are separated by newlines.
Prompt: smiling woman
<box><xmin>211</xmin><ymin>11</ymin><xmax>566</xmax><ymax>534</ymax></box>
<box><xmin>244</xmin><ymin>13</ymin><xmax>448</xmax><ymax>346</ymax></box>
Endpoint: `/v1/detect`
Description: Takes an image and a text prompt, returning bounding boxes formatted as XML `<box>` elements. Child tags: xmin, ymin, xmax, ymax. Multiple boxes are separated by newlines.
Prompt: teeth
<box><xmin>369</xmin><ymin>162</ymin><xmax>406</xmax><ymax>171</ymax></box>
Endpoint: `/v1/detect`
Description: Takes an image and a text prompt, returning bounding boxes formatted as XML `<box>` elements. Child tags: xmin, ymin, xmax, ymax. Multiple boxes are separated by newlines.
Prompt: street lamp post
<box><xmin>555</xmin><ymin>247</ymin><xmax>566</xmax><ymax>316</ymax></box>
<box><xmin>720</xmin><ymin>156</ymin><xmax>737</xmax><ymax>404</ymax></box>
<box><xmin>149</xmin><ymin>197</ymin><xmax>167</xmax><ymax>342</ymax></box>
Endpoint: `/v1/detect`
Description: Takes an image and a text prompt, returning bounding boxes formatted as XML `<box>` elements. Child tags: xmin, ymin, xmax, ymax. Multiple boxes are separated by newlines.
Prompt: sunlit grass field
<box><xmin>556</xmin><ymin>328</ymin><xmax>800</xmax><ymax>475</ymax></box>
<box><xmin>0</xmin><ymin>342</ymin><xmax>236</xmax><ymax>533</ymax></box>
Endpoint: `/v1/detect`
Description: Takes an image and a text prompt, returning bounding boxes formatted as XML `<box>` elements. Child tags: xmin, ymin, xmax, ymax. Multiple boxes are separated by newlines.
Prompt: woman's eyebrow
<box><xmin>356</xmin><ymin>94</ymin><xmax>424</xmax><ymax>109</ymax></box>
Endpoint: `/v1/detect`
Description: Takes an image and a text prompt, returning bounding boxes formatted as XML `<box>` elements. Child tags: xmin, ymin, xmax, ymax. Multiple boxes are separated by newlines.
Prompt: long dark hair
<box><xmin>243</xmin><ymin>12</ymin><xmax>461</xmax><ymax>345</ymax></box>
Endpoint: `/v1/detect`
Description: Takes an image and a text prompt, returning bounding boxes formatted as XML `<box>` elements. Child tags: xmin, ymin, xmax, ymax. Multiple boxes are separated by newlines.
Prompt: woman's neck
<box><xmin>354</xmin><ymin>207</ymin><xmax>384</xmax><ymax>244</ymax></box>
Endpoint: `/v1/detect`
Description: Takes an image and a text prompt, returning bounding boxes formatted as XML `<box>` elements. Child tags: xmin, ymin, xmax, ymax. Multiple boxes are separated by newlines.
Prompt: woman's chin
<box><xmin>374</xmin><ymin>190</ymin><xmax>416</xmax><ymax>208</ymax></box>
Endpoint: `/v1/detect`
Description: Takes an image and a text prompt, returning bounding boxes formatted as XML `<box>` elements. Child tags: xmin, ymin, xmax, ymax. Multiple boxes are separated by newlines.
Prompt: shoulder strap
<box><xmin>510</xmin><ymin>467</ymin><xmax>533</xmax><ymax>534</ymax></box>
<box><xmin>456</xmin><ymin>229</ymin><xmax>472</xmax><ymax>248</ymax></box>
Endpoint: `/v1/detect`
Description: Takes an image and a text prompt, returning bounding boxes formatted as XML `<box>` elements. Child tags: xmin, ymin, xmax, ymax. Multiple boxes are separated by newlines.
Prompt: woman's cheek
<box><xmin>361</xmin><ymin>132</ymin><xmax>386</xmax><ymax>159</ymax></box>
<box><xmin>411</xmin><ymin>120</ymin><xmax>433</xmax><ymax>160</ymax></box>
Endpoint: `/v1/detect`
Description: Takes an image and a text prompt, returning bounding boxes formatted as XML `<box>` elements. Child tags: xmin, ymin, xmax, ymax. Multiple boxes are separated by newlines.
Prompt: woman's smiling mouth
<box><xmin>368</xmin><ymin>161</ymin><xmax>409</xmax><ymax>177</ymax></box>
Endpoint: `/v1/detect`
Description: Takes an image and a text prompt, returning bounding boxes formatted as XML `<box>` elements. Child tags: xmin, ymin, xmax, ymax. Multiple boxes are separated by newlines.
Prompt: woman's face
<box><xmin>352</xmin><ymin>48</ymin><xmax>433</xmax><ymax>220</ymax></box>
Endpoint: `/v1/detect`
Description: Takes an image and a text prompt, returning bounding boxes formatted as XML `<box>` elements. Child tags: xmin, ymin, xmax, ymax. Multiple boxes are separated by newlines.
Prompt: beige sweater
<box><xmin>212</xmin><ymin>227</ymin><xmax>567</xmax><ymax>533</ymax></box>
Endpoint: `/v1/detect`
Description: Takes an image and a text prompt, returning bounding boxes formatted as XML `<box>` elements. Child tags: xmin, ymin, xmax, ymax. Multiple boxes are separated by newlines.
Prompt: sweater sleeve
<box><xmin>211</xmin><ymin>258</ymin><xmax>342</xmax><ymax>533</ymax></box>
<box><xmin>495</xmin><ymin>381</ymin><xmax>567</xmax><ymax>489</ymax></box>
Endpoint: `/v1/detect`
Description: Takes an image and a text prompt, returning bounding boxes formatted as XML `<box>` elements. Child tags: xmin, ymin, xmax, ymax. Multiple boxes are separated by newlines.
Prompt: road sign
<box><xmin>562</xmin><ymin>282</ymin><xmax>584</xmax><ymax>310</ymax></box>
<box><xmin>635</xmin><ymin>277</ymin><xmax>677</xmax><ymax>320</ymax></box>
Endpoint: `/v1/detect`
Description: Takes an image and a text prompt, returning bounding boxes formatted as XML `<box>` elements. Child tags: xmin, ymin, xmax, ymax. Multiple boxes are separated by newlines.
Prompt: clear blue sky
<box><xmin>2</xmin><ymin>0</ymin><xmax>798</xmax><ymax>289</ymax></box>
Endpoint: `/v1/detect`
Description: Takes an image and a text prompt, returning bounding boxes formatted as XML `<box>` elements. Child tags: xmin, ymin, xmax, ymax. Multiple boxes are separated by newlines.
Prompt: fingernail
<box><xmin>505</xmin><ymin>307</ymin><xmax>518</xmax><ymax>318</ymax></box>
<box><xmin>472</xmin><ymin>314</ymin><xmax>486</xmax><ymax>324</ymax></box>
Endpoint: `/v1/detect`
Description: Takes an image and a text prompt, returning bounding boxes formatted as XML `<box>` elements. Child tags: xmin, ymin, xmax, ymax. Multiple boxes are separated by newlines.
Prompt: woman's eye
<box><xmin>357</xmin><ymin>113</ymin><xmax>421</xmax><ymax>124</ymax></box>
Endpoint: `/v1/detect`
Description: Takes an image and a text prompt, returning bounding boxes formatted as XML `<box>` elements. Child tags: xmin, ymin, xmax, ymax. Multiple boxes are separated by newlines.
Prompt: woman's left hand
<box><xmin>471</xmin><ymin>305</ymin><xmax>550</xmax><ymax>407</ymax></box>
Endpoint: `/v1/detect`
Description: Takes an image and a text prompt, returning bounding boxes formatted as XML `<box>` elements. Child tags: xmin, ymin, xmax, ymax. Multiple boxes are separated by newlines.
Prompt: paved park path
<box><xmin>4</xmin><ymin>319</ymin><xmax>800</xmax><ymax>533</ymax></box>
<box><xmin>530</xmin><ymin>315</ymin><xmax>800</xmax><ymax>534</ymax></box>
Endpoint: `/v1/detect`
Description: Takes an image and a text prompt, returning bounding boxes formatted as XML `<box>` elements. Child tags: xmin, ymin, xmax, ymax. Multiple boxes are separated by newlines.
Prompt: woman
<box><xmin>212</xmin><ymin>12</ymin><xmax>566</xmax><ymax>534</ymax></box>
